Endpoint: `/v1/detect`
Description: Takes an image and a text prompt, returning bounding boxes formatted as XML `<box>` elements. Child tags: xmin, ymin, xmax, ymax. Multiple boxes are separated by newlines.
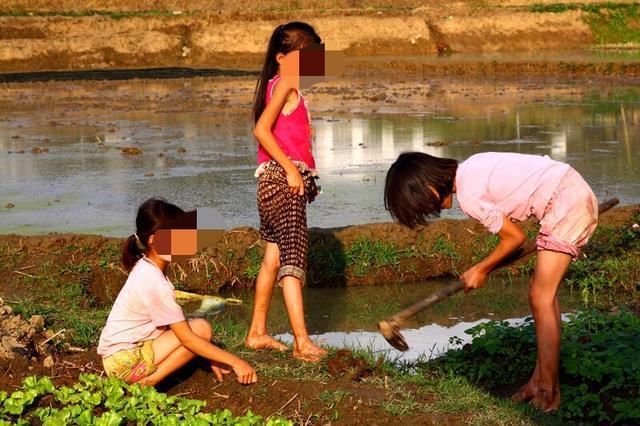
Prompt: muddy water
<box><xmin>1</xmin><ymin>78</ymin><xmax>639</xmax><ymax>235</ymax></box>
<box><xmin>202</xmin><ymin>276</ymin><xmax>583</xmax><ymax>362</ymax></box>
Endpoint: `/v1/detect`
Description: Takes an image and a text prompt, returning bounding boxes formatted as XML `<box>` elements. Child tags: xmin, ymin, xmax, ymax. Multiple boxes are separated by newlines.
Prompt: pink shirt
<box><xmin>97</xmin><ymin>257</ymin><xmax>185</xmax><ymax>358</ymax></box>
<box><xmin>256</xmin><ymin>75</ymin><xmax>316</xmax><ymax>170</ymax></box>
<box><xmin>456</xmin><ymin>152</ymin><xmax>571</xmax><ymax>234</ymax></box>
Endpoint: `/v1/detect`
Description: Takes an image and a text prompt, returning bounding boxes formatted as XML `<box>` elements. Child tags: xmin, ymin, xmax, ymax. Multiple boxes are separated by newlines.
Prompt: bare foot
<box><xmin>530</xmin><ymin>388</ymin><xmax>560</xmax><ymax>412</ymax></box>
<box><xmin>511</xmin><ymin>380</ymin><xmax>538</xmax><ymax>402</ymax></box>
<box><xmin>245</xmin><ymin>334</ymin><xmax>287</xmax><ymax>352</ymax></box>
<box><xmin>293</xmin><ymin>341</ymin><xmax>327</xmax><ymax>362</ymax></box>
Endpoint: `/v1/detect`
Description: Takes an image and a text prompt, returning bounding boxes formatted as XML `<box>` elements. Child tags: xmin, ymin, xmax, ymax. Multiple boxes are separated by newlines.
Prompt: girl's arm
<box><xmin>169</xmin><ymin>321</ymin><xmax>257</xmax><ymax>384</ymax></box>
<box><xmin>253</xmin><ymin>79</ymin><xmax>305</xmax><ymax>195</ymax></box>
<box><xmin>461</xmin><ymin>215</ymin><xmax>525</xmax><ymax>292</ymax></box>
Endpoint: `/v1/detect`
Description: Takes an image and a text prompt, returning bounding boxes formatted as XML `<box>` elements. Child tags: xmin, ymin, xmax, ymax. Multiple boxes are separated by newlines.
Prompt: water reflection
<box><xmin>276</xmin><ymin>313</ymin><xmax>570</xmax><ymax>362</ymax></box>
<box><xmin>1</xmin><ymin>81</ymin><xmax>639</xmax><ymax>235</ymax></box>
<box><xmin>206</xmin><ymin>278</ymin><xmax>581</xmax><ymax>362</ymax></box>
<box><xmin>275</xmin><ymin>318</ymin><xmax>507</xmax><ymax>362</ymax></box>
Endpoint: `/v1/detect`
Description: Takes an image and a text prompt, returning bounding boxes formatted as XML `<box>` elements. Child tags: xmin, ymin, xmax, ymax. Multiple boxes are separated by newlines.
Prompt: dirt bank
<box><xmin>1</xmin><ymin>205</ymin><xmax>636</xmax><ymax>307</ymax></box>
<box><xmin>0</xmin><ymin>1</ymin><xmax>636</xmax><ymax>75</ymax></box>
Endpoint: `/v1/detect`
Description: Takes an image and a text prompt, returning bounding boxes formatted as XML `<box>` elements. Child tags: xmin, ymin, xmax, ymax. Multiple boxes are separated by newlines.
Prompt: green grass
<box><xmin>565</xmin><ymin>218</ymin><xmax>640</xmax><ymax>307</ymax></box>
<box><xmin>421</xmin><ymin>373</ymin><xmax>556</xmax><ymax>425</ymax></box>
<box><xmin>431</xmin><ymin>235</ymin><xmax>461</xmax><ymax>273</ymax></box>
<box><xmin>244</xmin><ymin>246</ymin><xmax>263</xmax><ymax>280</ymax></box>
<box><xmin>2</xmin><ymin>247</ymin><xmax>115</xmax><ymax>348</ymax></box>
<box><xmin>307</xmin><ymin>242</ymin><xmax>347</xmax><ymax>280</ymax></box>
<box><xmin>379</xmin><ymin>388</ymin><xmax>420</xmax><ymax>417</ymax></box>
<box><xmin>529</xmin><ymin>2</ymin><xmax>639</xmax><ymax>14</ymax></box>
<box><xmin>317</xmin><ymin>389</ymin><xmax>351</xmax><ymax>416</ymax></box>
<box><xmin>8</xmin><ymin>283</ymin><xmax>109</xmax><ymax>348</ymax></box>
<box><xmin>471</xmin><ymin>234</ymin><xmax>500</xmax><ymax>264</ymax></box>
<box><xmin>530</xmin><ymin>3</ymin><xmax>640</xmax><ymax>45</ymax></box>
<box><xmin>345</xmin><ymin>237</ymin><xmax>402</xmax><ymax>277</ymax></box>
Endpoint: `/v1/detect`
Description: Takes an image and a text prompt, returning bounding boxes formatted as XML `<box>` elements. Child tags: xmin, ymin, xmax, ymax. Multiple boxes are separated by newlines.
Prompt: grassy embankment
<box><xmin>531</xmin><ymin>2</ymin><xmax>640</xmax><ymax>46</ymax></box>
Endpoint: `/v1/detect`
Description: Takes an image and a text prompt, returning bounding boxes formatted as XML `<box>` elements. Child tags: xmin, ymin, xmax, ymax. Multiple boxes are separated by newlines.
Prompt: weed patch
<box><xmin>380</xmin><ymin>388</ymin><xmax>420</xmax><ymax>416</ymax></box>
<box><xmin>345</xmin><ymin>238</ymin><xmax>403</xmax><ymax>277</ymax></box>
<box><xmin>425</xmin><ymin>310</ymin><xmax>640</xmax><ymax>423</ymax></box>
<box><xmin>530</xmin><ymin>3</ymin><xmax>640</xmax><ymax>45</ymax></box>
<box><xmin>243</xmin><ymin>246</ymin><xmax>263</xmax><ymax>280</ymax></box>
<box><xmin>430</xmin><ymin>236</ymin><xmax>461</xmax><ymax>273</ymax></box>
<box><xmin>565</xmin><ymin>216</ymin><xmax>640</xmax><ymax>307</ymax></box>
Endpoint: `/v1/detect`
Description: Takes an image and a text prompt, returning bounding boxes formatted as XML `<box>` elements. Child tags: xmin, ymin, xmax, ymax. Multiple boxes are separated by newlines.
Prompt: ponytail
<box><xmin>121</xmin><ymin>197</ymin><xmax>186</xmax><ymax>272</ymax></box>
<box><xmin>122</xmin><ymin>234</ymin><xmax>143</xmax><ymax>272</ymax></box>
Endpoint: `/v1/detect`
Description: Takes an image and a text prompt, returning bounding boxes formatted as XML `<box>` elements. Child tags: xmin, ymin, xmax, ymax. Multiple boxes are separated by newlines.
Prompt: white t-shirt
<box><xmin>97</xmin><ymin>257</ymin><xmax>185</xmax><ymax>358</ymax></box>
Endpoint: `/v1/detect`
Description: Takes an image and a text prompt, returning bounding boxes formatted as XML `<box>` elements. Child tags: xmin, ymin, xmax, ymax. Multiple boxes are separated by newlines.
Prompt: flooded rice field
<box><xmin>1</xmin><ymin>76</ymin><xmax>639</xmax><ymax>235</ymax></box>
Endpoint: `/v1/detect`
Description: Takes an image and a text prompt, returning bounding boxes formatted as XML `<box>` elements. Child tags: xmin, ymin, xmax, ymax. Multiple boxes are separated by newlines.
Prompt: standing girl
<box><xmin>384</xmin><ymin>152</ymin><xmax>598</xmax><ymax>411</ymax></box>
<box><xmin>245</xmin><ymin>22</ymin><xmax>326</xmax><ymax>362</ymax></box>
<box><xmin>98</xmin><ymin>198</ymin><xmax>257</xmax><ymax>386</ymax></box>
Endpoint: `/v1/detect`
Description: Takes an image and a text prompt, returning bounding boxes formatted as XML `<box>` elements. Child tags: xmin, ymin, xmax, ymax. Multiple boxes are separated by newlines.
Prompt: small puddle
<box><xmin>194</xmin><ymin>277</ymin><xmax>584</xmax><ymax>362</ymax></box>
<box><xmin>274</xmin><ymin>317</ymin><xmax>532</xmax><ymax>363</ymax></box>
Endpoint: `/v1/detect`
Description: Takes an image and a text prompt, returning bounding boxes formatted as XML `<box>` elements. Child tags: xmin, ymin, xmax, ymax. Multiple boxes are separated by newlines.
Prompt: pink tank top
<box><xmin>256</xmin><ymin>75</ymin><xmax>316</xmax><ymax>170</ymax></box>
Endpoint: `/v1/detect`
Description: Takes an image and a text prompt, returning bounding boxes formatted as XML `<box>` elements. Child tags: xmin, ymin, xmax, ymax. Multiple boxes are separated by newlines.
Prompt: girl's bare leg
<box><xmin>512</xmin><ymin>296</ymin><xmax>561</xmax><ymax>403</ymax></box>
<box><xmin>245</xmin><ymin>242</ymin><xmax>287</xmax><ymax>351</ymax></box>
<box><xmin>525</xmin><ymin>250</ymin><xmax>571</xmax><ymax>411</ymax></box>
<box><xmin>281</xmin><ymin>275</ymin><xmax>327</xmax><ymax>362</ymax></box>
<box><xmin>140</xmin><ymin>318</ymin><xmax>213</xmax><ymax>386</ymax></box>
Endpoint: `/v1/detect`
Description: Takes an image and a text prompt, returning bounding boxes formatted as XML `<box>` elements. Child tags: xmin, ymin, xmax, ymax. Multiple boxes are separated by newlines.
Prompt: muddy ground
<box><xmin>1</xmin><ymin>0</ymin><xmax>638</xmax><ymax>76</ymax></box>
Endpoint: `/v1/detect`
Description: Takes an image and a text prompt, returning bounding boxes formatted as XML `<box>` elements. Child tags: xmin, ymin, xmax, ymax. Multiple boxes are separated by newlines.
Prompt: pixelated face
<box><xmin>152</xmin><ymin>207</ymin><xmax>225</xmax><ymax>262</ymax></box>
<box><xmin>153</xmin><ymin>229</ymin><xmax>198</xmax><ymax>261</ymax></box>
<box><xmin>279</xmin><ymin>43</ymin><xmax>344</xmax><ymax>89</ymax></box>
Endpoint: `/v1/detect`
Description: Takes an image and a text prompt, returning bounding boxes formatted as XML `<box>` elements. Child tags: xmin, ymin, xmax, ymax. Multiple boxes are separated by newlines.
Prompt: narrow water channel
<box><xmin>183</xmin><ymin>276</ymin><xmax>584</xmax><ymax>362</ymax></box>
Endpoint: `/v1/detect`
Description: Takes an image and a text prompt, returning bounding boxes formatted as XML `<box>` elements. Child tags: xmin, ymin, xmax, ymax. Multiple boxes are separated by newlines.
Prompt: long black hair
<box><xmin>384</xmin><ymin>152</ymin><xmax>458</xmax><ymax>228</ymax></box>
<box><xmin>121</xmin><ymin>197</ymin><xmax>185</xmax><ymax>271</ymax></box>
<box><xmin>252</xmin><ymin>22</ymin><xmax>321</xmax><ymax>124</ymax></box>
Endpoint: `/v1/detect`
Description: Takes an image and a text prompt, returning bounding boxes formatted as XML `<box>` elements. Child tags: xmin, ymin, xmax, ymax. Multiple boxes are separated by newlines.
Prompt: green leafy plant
<box><xmin>427</xmin><ymin>310</ymin><xmax>640</xmax><ymax>422</ymax></box>
<box><xmin>0</xmin><ymin>374</ymin><xmax>292</xmax><ymax>425</ymax></box>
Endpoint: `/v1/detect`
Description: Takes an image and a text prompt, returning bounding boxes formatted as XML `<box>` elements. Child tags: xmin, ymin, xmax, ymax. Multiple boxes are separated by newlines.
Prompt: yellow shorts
<box><xmin>102</xmin><ymin>340</ymin><xmax>156</xmax><ymax>383</ymax></box>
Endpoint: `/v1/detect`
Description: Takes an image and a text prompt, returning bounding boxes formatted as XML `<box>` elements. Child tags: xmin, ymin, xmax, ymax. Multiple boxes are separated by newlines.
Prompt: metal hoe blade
<box><xmin>378</xmin><ymin>319</ymin><xmax>409</xmax><ymax>352</ymax></box>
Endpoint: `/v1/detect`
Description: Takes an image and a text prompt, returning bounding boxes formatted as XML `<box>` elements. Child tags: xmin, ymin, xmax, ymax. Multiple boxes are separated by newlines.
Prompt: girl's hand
<box><xmin>232</xmin><ymin>359</ymin><xmax>258</xmax><ymax>384</ymax></box>
<box><xmin>286</xmin><ymin>168</ymin><xmax>305</xmax><ymax>196</ymax></box>
<box><xmin>460</xmin><ymin>266</ymin><xmax>487</xmax><ymax>293</ymax></box>
<box><xmin>211</xmin><ymin>361</ymin><xmax>232</xmax><ymax>382</ymax></box>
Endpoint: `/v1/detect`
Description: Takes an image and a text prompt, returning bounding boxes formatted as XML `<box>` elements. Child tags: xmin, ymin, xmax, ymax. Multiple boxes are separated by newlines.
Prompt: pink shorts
<box><xmin>536</xmin><ymin>167</ymin><xmax>598</xmax><ymax>260</ymax></box>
